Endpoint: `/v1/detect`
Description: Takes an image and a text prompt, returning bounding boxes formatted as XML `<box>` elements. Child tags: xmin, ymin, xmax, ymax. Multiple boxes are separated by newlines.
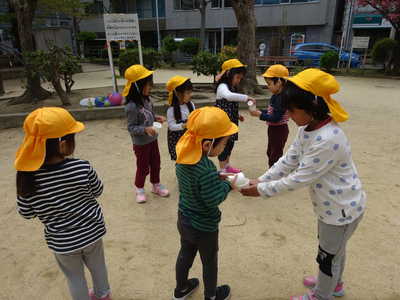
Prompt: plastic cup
<box><xmin>247</xmin><ymin>100</ymin><xmax>257</xmax><ymax>112</ymax></box>
<box><xmin>153</xmin><ymin>122</ymin><xmax>162</xmax><ymax>133</ymax></box>
<box><xmin>227</xmin><ymin>172</ymin><xmax>250</xmax><ymax>190</ymax></box>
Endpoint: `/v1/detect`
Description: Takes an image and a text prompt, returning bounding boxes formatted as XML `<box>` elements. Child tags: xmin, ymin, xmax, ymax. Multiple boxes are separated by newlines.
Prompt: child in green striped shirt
<box><xmin>172</xmin><ymin>107</ymin><xmax>238</xmax><ymax>300</ymax></box>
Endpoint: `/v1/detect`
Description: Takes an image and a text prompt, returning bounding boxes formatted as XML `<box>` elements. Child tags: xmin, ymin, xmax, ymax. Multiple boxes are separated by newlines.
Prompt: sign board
<box><xmin>290</xmin><ymin>33</ymin><xmax>305</xmax><ymax>54</ymax></box>
<box><xmin>104</xmin><ymin>14</ymin><xmax>140</xmax><ymax>41</ymax></box>
<box><xmin>103</xmin><ymin>14</ymin><xmax>143</xmax><ymax>92</ymax></box>
<box><xmin>352</xmin><ymin>36</ymin><xmax>370</xmax><ymax>49</ymax></box>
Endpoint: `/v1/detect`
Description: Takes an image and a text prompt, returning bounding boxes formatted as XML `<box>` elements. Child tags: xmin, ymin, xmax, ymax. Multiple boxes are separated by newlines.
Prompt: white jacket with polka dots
<box><xmin>257</xmin><ymin>121</ymin><xmax>366</xmax><ymax>226</ymax></box>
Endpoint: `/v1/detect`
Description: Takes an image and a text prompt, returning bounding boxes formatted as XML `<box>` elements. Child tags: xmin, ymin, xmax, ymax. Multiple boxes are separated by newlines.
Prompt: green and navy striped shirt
<box><xmin>176</xmin><ymin>156</ymin><xmax>232</xmax><ymax>232</ymax></box>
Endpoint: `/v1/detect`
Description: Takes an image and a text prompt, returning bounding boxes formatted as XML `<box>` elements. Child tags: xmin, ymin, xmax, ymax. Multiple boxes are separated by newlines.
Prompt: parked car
<box><xmin>291</xmin><ymin>42</ymin><xmax>361</xmax><ymax>68</ymax></box>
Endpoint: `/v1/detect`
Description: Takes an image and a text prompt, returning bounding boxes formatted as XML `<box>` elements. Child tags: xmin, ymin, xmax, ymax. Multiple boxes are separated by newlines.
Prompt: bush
<box><xmin>77</xmin><ymin>31</ymin><xmax>96</xmax><ymax>42</ymax></box>
<box><xmin>179</xmin><ymin>38</ymin><xmax>200</xmax><ymax>56</ymax></box>
<box><xmin>372</xmin><ymin>38</ymin><xmax>400</xmax><ymax>74</ymax></box>
<box><xmin>119</xmin><ymin>48</ymin><xmax>162</xmax><ymax>76</ymax></box>
<box><xmin>219</xmin><ymin>45</ymin><xmax>237</xmax><ymax>62</ymax></box>
<box><xmin>192</xmin><ymin>51</ymin><xmax>220</xmax><ymax>82</ymax></box>
<box><xmin>162</xmin><ymin>36</ymin><xmax>178</xmax><ymax>67</ymax></box>
<box><xmin>320</xmin><ymin>51</ymin><xmax>339</xmax><ymax>73</ymax></box>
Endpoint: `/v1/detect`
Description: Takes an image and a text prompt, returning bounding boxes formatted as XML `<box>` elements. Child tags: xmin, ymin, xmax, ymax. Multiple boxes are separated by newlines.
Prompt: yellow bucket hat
<box><xmin>287</xmin><ymin>68</ymin><xmax>349</xmax><ymax>122</ymax></box>
<box><xmin>14</xmin><ymin>107</ymin><xmax>85</xmax><ymax>171</ymax></box>
<box><xmin>176</xmin><ymin>106</ymin><xmax>238</xmax><ymax>165</ymax></box>
<box><xmin>262</xmin><ymin>64</ymin><xmax>289</xmax><ymax>78</ymax></box>
<box><xmin>122</xmin><ymin>64</ymin><xmax>154</xmax><ymax>97</ymax></box>
<box><xmin>216</xmin><ymin>59</ymin><xmax>246</xmax><ymax>81</ymax></box>
<box><xmin>166</xmin><ymin>75</ymin><xmax>189</xmax><ymax>106</ymax></box>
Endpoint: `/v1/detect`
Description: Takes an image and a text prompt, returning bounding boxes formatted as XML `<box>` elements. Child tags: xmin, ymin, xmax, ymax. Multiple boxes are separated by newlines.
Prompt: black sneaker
<box><xmin>173</xmin><ymin>278</ymin><xmax>200</xmax><ymax>300</ymax></box>
<box><xmin>205</xmin><ymin>285</ymin><xmax>231</xmax><ymax>300</ymax></box>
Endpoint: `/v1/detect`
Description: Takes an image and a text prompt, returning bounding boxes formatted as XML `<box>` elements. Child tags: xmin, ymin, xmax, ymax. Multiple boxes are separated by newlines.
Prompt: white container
<box><xmin>153</xmin><ymin>122</ymin><xmax>162</xmax><ymax>133</ymax></box>
<box><xmin>227</xmin><ymin>172</ymin><xmax>250</xmax><ymax>190</ymax></box>
<box><xmin>247</xmin><ymin>100</ymin><xmax>257</xmax><ymax>112</ymax></box>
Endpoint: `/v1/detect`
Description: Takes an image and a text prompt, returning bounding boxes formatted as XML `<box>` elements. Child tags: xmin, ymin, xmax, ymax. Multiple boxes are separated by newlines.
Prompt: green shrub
<box><xmin>219</xmin><ymin>45</ymin><xmax>237</xmax><ymax>62</ymax></box>
<box><xmin>77</xmin><ymin>31</ymin><xmax>96</xmax><ymax>42</ymax></box>
<box><xmin>162</xmin><ymin>36</ymin><xmax>178</xmax><ymax>66</ymax></box>
<box><xmin>372</xmin><ymin>38</ymin><xmax>400</xmax><ymax>74</ymax></box>
<box><xmin>118</xmin><ymin>48</ymin><xmax>162</xmax><ymax>76</ymax></box>
<box><xmin>179</xmin><ymin>38</ymin><xmax>200</xmax><ymax>56</ymax></box>
<box><xmin>320</xmin><ymin>50</ymin><xmax>339</xmax><ymax>73</ymax></box>
<box><xmin>192</xmin><ymin>51</ymin><xmax>220</xmax><ymax>82</ymax></box>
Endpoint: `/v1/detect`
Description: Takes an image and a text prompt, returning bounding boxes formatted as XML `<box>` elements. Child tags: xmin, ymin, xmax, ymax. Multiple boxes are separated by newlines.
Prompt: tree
<box><xmin>320</xmin><ymin>51</ymin><xmax>339</xmax><ymax>73</ymax></box>
<box><xmin>162</xmin><ymin>36</ymin><xmax>178</xmax><ymax>66</ymax></box>
<box><xmin>231</xmin><ymin>0</ymin><xmax>260</xmax><ymax>94</ymax></box>
<box><xmin>192</xmin><ymin>51</ymin><xmax>220</xmax><ymax>82</ymax></box>
<box><xmin>371</xmin><ymin>38</ymin><xmax>400</xmax><ymax>74</ymax></box>
<box><xmin>77</xmin><ymin>31</ymin><xmax>97</xmax><ymax>58</ymax></box>
<box><xmin>357</xmin><ymin>1</ymin><xmax>400</xmax><ymax>39</ymax></box>
<box><xmin>9</xmin><ymin>0</ymin><xmax>51</xmax><ymax>104</ymax></box>
<box><xmin>179</xmin><ymin>38</ymin><xmax>200</xmax><ymax>56</ymax></box>
<box><xmin>197</xmin><ymin>0</ymin><xmax>212</xmax><ymax>51</ymax></box>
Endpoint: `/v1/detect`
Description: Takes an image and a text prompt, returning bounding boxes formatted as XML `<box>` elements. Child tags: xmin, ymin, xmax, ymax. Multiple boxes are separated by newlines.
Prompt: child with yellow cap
<box><xmin>14</xmin><ymin>107</ymin><xmax>112</xmax><ymax>300</ymax></box>
<box><xmin>166</xmin><ymin>75</ymin><xmax>195</xmax><ymax>160</ymax></box>
<box><xmin>123</xmin><ymin>64</ymin><xmax>169</xmax><ymax>203</ymax></box>
<box><xmin>241</xmin><ymin>69</ymin><xmax>366</xmax><ymax>300</ymax></box>
<box><xmin>172</xmin><ymin>106</ymin><xmax>238</xmax><ymax>300</ymax></box>
<box><xmin>250</xmin><ymin>64</ymin><xmax>290</xmax><ymax>167</ymax></box>
<box><xmin>215</xmin><ymin>58</ymin><xmax>256</xmax><ymax>174</ymax></box>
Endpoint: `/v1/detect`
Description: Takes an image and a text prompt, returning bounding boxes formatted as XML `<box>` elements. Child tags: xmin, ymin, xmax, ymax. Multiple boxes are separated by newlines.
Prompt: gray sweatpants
<box><xmin>54</xmin><ymin>239</ymin><xmax>110</xmax><ymax>300</ymax></box>
<box><xmin>314</xmin><ymin>215</ymin><xmax>363</xmax><ymax>300</ymax></box>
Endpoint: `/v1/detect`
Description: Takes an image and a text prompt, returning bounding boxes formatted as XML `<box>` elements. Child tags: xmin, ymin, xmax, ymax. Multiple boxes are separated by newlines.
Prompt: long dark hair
<box><xmin>171</xmin><ymin>79</ymin><xmax>194</xmax><ymax>123</ymax></box>
<box><xmin>215</xmin><ymin>66</ymin><xmax>247</xmax><ymax>93</ymax></box>
<box><xmin>125</xmin><ymin>74</ymin><xmax>154</xmax><ymax>107</ymax></box>
<box><xmin>281</xmin><ymin>81</ymin><xmax>330</xmax><ymax>121</ymax></box>
<box><xmin>16</xmin><ymin>134</ymin><xmax>75</xmax><ymax>198</ymax></box>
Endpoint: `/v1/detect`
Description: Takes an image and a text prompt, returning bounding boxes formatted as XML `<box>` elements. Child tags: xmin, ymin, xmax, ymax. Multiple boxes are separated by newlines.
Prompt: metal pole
<box><xmin>155</xmin><ymin>0</ymin><xmax>161</xmax><ymax>51</ymax></box>
<box><xmin>221</xmin><ymin>0</ymin><xmax>225</xmax><ymax>50</ymax></box>
<box><xmin>107</xmin><ymin>40</ymin><xmax>118</xmax><ymax>92</ymax></box>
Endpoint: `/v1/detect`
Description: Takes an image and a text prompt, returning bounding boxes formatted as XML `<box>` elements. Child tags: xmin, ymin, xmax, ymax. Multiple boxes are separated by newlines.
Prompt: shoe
<box><xmin>136</xmin><ymin>190</ymin><xmax>146</xmax><ymax>203</ymax></box>
<box><xmin>290</xmin><ymin>290</ymin><xmax>317</xmax><ymax>300</ymax></box>
<box><xmin>89</xmin><ymin>289</ymin><xmax>112</xmax><ymax>300</ymax></box>
<box><xmin>303</xmin><ymin>276</ymin><xmax>345</xmax><ymax>297</ymax></box>
<box><xmin>173</xmin><ymin>278</ymin><xmax>200</xmax><ymax>299</ymax></box>
<box><xmin>205</xmin><ymin>285</ymin><xmax>231</xmax><ymax>300</ymax></box>
<box><xmin>224</xmin><ymin>166</ymin><xmax>241</xmax><ymax>174</ymax></box>
<box><xmin>152</xmin><ymin>183</ymin><xmax>170</xmax><ymax>197</ymax></box>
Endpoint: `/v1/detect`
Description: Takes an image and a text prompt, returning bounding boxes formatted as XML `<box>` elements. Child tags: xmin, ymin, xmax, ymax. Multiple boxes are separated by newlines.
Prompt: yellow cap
<box><xmin>122</xmin><ymin>64</ymin><xmax>154</xmax><ymax>97</ymax></box>
<box><xmin>176</xmin><ymin>107</ymin><xmax>238</xmax><ymax>165</ymax></box>
<box><xmin>287</xmin><ymin>68</ymin><xmax>349</xmax><ymax>122</ymax></box>
<box><xmin>262</xmin><ymin>64</ymin><xmax>289</xmax><ymax>78</ymax></box>
<box><xmin>166</xmin><ymin>75</ymin><xmax>189</xmax><ymax>106</ymax></box>
<box><xmin>216</xmin><ymin>59</ymin><xmax>246</xmax><ymax>80</ymax></box>
<box><xmin>15</xmin><ymin>107</ymin><xmax>85</xmax><ymax>171</ymax></box>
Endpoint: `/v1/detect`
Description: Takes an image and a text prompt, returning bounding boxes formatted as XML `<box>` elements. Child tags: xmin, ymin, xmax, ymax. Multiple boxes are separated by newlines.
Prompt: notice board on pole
<box><xmin>103</xmin><ymin>14</ymin><xmax>143</xmax><ymax>92</ymax></box>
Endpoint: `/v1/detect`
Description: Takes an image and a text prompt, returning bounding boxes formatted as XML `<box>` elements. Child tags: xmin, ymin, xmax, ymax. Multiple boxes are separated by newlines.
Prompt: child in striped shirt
<box><xmin>250</xmin><ymin>64</ymin><xmax>290</xmax><ymax>167</ymax></box>
<box><xmin>241</xmin><ymin>69</ymin><xmax>366</xmax><ymax>300</ymax></box>
<box><xmin>15</xmin><ymin>107</ymin><xmax>111</xmax><ymax>300</ymax></box>
<box><xmin>172</xmin><ymin>107</ymin><xmax>238</xmax><ymax>300</ymax></box>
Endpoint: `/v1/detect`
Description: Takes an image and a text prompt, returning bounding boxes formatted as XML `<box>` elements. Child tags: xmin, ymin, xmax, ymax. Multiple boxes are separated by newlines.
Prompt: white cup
<box><xmin>247</xmin><ymin>100</ymin><xmax>257</xmax><ymax>112</ymax></box>
<box><xmin>227</xmin><ymin>172</ymin><xmax>250</xmax><ymax>190</ymax></box>
<box><xmin>153</xmin><ymin>122</ymin><xmax>162</xmax><ymax>133</ymax></box>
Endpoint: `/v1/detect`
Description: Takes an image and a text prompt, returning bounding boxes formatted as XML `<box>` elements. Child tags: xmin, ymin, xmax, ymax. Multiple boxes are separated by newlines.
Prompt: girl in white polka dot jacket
<box><xmin>241</xmin><ymin>69</ymin><xmax>366</xmax><ymax>300</ymax></box>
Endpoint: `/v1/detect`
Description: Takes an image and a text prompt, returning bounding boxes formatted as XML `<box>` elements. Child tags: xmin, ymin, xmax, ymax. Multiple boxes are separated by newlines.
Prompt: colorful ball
<box><xmin>109</xmin><ymin>92</ymin><xmax>123</xmax><ymax>106</ymax></box>
<box><xmin>94</xmin><ymin>96</ymin><xmax>106</xmax><ymax>107</ymax></box>
<box><xmin>104</xmin><ymin>98</ymin><xmax>111</xmax><ymax>107</ymax></box>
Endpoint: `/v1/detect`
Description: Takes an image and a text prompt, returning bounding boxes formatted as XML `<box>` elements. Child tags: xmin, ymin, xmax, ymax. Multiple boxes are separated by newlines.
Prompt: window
<box><xmin>174</xmin><ymin>0</ymin><xmax>198</xmax><ymax>10</ymax></box>
<box><xmin>211</xmin><ymin>0</ymin><xmax>232</xmax><ymax>8</ymax></box>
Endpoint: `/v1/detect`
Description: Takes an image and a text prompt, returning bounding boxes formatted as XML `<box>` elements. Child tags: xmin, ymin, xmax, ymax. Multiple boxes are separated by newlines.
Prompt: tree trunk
<box><xmin>72</xmin><ymin>16</ymin><xmax>80</xmax><ymax>56</ymax></box>
<box><xmin>52</xmin><ymin>79</ymin><xmax>71</xmax><ymax>106</ymax></box>
<box><xmin>231</xmin><ymin>0</ymin><xmax>261</xmax><ymax>94</ymax></box>
<box><xmin>9</xmin><ymin>0</ymin><xmax>51</xmax><ymax>104</ymax></box>
<box><xmin>199</xmin><ymin>1</ymin><xmax>207</xmax><ymax>51</ymax></box>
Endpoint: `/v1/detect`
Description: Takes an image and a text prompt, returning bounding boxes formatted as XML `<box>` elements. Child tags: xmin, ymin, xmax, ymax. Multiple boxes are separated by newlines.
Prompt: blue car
<box><xmin>292</xmin><ymin>43</ymin><xmax>361</xmax><ymax>68</ymax></box>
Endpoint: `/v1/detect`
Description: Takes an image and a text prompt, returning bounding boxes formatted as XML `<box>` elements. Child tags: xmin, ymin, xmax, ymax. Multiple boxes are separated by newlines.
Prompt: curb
<box><xmin>0</xmin><ymin>98</ymin><xmax>268</xmax><ymax>130</ymax></box>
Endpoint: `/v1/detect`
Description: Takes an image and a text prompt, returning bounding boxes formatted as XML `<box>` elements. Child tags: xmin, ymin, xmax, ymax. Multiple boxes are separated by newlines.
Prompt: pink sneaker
<box><xmin>152</xmin><ymin>184</ymin><xmax>169</xmax><ymax>197</ymax></box>
<box><xmin>89</xmin><ymin>289</ymin><xmax>112</xmax><ymax>300</ymax></box>
<box><xmin>224</xmin><ymin>166</ymin><xmax>241</xmax><ymax>174</ymax></box>
<box><xmin>303</xmin><ymin>276</ymin><xmax>345</xmax><ymax>297</ymax></box>
<box><xmin>290</xmin><ymin>290</ymin><xmax>317</xmax><ymax>300</ymax></box>
<box><xmin>136</xmin><ymin>191</ymin><xmax>146</xmax><ymax>203</ymax></box>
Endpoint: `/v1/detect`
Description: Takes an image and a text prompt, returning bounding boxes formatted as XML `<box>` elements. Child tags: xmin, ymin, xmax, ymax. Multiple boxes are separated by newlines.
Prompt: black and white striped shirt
<box><xmin>17</xmin><ymin>159</ymin><xmax>106</xmax><ymax>254</ymax></box>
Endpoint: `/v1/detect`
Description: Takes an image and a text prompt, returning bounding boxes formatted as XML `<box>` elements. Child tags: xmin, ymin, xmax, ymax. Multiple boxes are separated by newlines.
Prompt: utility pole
<box><xmin>155</xmin><ymin>0</ymin><xmax>161</xmax><ymax>51</ymax></box>
<box><xmin>221</xmin><ymin>0</ymin><xmax>225</xmax><ymax>50</ymax></box>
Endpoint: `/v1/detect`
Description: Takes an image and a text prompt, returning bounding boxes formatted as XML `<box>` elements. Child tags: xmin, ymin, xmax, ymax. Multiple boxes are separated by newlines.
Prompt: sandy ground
<box><xmin>0</xmin><ymin>76</ymin><xmax>400</xmax><ymax>300</ymax></box>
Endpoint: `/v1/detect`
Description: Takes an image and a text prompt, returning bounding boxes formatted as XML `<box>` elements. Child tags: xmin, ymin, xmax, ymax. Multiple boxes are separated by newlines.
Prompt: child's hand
<box><xmin>218</xmin><ymin>172</ymin><xmax>234</xmax><ymax>181</ymax></box>
<box><xmin>145</xmin><ymin>127</ymin><xmax>157</xmax><ymax>136</ymax></box>
<box><xmin>239</xmin><ymin>114</ymin><xmax>245</xmax><ymax>122</ymax></box>
<box><xmin>240</xmin><ymin>185</ymin><xmax>260</xmax><ymax>197</ymax></box>
<box><xmin>249</xmin><ymin>179</ymin><xmax>260</xmax><ymax>185</ymax></box>
<box><xmin>156</xmin><ymin>116</ymin><xmax>166</xmax><ymax>123</ymax></box>
<box><xmin>247</xmin><ymin>97</ymin><xmax>256</xmax><ymax>104</ymax></box>
<box><xmin>249</xmin><ymin>110</ymin><xmax>261</xmax><ymax>117</ymax></box>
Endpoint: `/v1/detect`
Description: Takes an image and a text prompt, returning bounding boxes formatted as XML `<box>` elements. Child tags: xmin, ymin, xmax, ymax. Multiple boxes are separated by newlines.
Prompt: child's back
<box><xmin>17</xmin><ymin>158</ymin><xmax>105</xmax><ymax>253</ymax></box>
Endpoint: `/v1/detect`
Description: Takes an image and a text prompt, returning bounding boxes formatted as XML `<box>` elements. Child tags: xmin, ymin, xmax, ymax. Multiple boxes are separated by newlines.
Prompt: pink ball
<box><xmin>109</xmin><ymin>92</ymin><xmax>123</xmax><ymax>106</ymax></box>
